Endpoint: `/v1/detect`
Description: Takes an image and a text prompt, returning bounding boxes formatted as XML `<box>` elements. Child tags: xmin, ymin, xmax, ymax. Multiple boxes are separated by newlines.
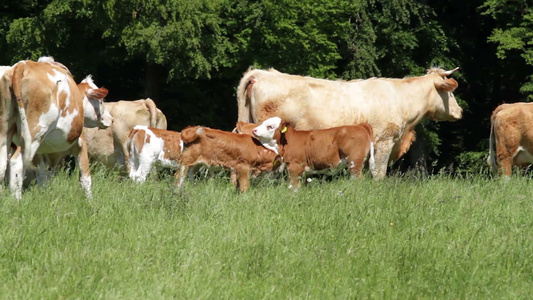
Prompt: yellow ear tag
<box><xmin>281</xmin><ymin>126</ymin><xmax>287</xmax><ymax>133</ymax></box>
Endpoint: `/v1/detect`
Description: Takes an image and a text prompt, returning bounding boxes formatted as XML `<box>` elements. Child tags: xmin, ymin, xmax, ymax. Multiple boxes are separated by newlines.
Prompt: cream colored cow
<box><xmin>237</xmin><ymin>67</ymin><xmax>463</xmax><ymax>178</ymax></box>
<box><xmin>83</xmin><ymin>98</ymin><xmax>167</xmax><ymax>172</ymax></box>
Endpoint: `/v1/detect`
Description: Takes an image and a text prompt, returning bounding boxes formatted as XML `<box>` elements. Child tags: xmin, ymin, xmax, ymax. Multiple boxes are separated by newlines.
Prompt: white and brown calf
<box><xmin>127</xmin><ymin>125</ymin><xmax>182</xmax><ymax>183</ymax></box>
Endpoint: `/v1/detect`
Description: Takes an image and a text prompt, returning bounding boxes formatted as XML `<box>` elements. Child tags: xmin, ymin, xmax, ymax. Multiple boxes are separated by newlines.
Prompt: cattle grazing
<box><xmin>0</xmin><ymin>57</ymin><xmax>112</xmax><ymax>199</ymax></box>
<box><xmin>83</xmin><ymin>98</ymin><xmax>167</xmax><ymax>173</ymax></box>
<box><xmin>487</xmin><ymin>103</ymin><xmax>533</xmax><ymax>177</ymax></box>
<box><xmin>127</xmin><ymin>126</ymin><xmax>182</xmax><ymax>183</ymax></box>
<box><xmin>237</xmin><ymin>67</ymin><xmax>463</xmax><ymax>178</ymax></box>
<box><xmin>252</xmin><ymin>117</ymin><xmax>375</xmax><ymax>190</ymax></box>
<box><xmin>176</xmin><ymin>126</ymin><xmax>281</xmax><ymax>192</ymax></box>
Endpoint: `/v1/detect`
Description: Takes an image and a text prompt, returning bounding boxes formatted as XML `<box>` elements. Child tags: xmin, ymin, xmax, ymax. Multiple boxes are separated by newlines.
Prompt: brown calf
<box><xmin>177</xmin><ymin>126</ymin><xmax>280</xmax><ymax>192</ymax></box>
<box><xmin>252</xmin><ymin>117</ymin><xmax>375</xmax><ymax>190</ymax></box>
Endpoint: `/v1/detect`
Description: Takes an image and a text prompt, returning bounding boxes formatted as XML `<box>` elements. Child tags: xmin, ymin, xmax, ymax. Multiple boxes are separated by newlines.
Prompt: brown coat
<box><xmin>487</xmin><ymin>102</ymin><xmax>533</xmax><ymax>176</ymax></box>
<box><xmin>252</xmin><ymin>118</ymin><xmax>375</xmax><ymax>189</ymax></box>
<box><xmin>177</xmin><ymin>126</ymin><xmax>280</xmax><ymax>192</ymax></box>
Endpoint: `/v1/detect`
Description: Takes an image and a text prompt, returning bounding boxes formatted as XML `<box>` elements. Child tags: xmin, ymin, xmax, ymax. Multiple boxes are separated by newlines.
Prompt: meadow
<box><xmin>0</xmin><ymin>168</ymin><xmax>532</xmax><ymax>299</ymax></box>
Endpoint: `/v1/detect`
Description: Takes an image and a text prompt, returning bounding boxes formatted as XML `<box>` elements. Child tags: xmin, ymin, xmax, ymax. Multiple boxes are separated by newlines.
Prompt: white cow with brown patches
<box><xmin>127</xmin><ymin>126</ymin><xmax>182</xmax><ymax>183</ymax></box>
<box><xmin>237</xmin><ymin>67</ymin><xmax>463</xmax><ymax>178</ymax></box>
<box><xmin>0</xmin><ymin>57</ymin><xmax>112</xmax><ymax>199</ymax></box>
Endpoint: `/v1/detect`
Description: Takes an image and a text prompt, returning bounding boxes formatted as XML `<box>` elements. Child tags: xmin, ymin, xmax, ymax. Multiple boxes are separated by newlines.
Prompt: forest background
<box><xmin>0</xmin><ymin>0</ymin><xmax>531</xmax><ymax>175</ymax></box>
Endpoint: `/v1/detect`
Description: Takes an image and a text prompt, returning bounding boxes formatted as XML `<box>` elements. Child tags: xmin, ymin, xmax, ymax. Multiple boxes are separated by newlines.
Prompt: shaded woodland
<box><xmin>1</xmin><ymin>0</ymin><xmax>531</xmax><ymax>173</ymax></box>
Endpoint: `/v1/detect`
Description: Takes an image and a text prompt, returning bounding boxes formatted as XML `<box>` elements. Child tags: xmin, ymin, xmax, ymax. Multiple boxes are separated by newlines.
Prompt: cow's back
<box><xmin>492</xmin><ymin>103</ymin><xmax>533</xmax><ymax>147</ymax></box>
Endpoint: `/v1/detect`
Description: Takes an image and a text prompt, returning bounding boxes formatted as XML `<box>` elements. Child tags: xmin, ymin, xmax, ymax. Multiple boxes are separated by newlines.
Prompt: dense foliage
<box><xmin>0</xmin><ymin>0</ymin><xmax>531</xmax><ymax>173</ymax></box>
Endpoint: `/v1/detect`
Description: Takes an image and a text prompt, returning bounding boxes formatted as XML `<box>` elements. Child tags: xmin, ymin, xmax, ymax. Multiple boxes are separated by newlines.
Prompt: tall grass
<box><xmin>0</xmin><ymin>168</ymin><xmax>532</xmax><ymax>299</ymax></box>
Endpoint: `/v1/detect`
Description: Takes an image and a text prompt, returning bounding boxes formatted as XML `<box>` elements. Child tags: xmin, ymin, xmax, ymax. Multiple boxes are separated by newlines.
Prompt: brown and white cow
<box><xmin>252</xmin><ymin>117</ymin><xmax>375</xmax><ymax>190</ymax></box>
<box><xmin>237</xmin><ymin>67</ymin><xmax>463</xmax><ymax>178</ymax></box>
<box><xmin>234</xmin><ymin>121</ymin><xmax>259</xmax><ymax>135</ymax></box>
<box><xmin>83</xmin><ymin>98</ymin><xmax>167</xmax><ymax>172</ymax></box>
<box><xmin>487</xmin><ymin>102</ymin><xmax>533</xmax><ymax>177</ymax></box>
<box><xmin>0</xmin><ymin>57</ymin><xmax>112</xmax><ymax>199</ymax></box>
<box><xmin>127</xmin><ymin>125</ymin><xmax>182</xmax><ymax>183</ymax></box>
<box><xmin>176</xmin><ymin>126</ymin><xmax>281</xmax><ymax>192</ymax></box>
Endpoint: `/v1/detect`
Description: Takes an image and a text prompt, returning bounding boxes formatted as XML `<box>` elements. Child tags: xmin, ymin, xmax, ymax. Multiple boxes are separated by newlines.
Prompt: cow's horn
<box><xmin>444</xmin><ymin>67</ymin><xmax>460</xmax><ymax>76</ymax></box>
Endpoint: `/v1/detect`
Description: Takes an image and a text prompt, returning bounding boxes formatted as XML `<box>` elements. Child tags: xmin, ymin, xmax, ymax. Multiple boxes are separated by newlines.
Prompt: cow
<box><xmin>237</xmin><ymin>67</ymin><xmax>463</xmax><ymax>179</ymax></box>
<box><xmin>234</xmin><ymin>121</ymin><xmax>259</xmax><ymax>135</ymax></box>
<box><xmin>127</xmin><ymin>125</ymin><xmax>182</xmax><ymax>183</ymax></box>
<box><xmin>83</xmin><ymin>98</ymin><xmax>167</xmax><ymax>173</ymax></box>
<box><xmin>487</xmin><ymin>102</ymin><xmax>533</xmax><ymax>177</ymax></box>
<box><xmin>0</xmin><ymin>57</ymin><xmax>112</xmax><ymax>199</ymax></box>
<box><xmin>0</xmin><ymin>66</ymin><xmax>11</xmax><ymax>78</ymax></box>
<box><xmin>252</xmin><ymin>117</ymin><xmax>375</xmax><ymax>190</ymax></box>
<box><xmin>176</xmin><ymin>126</ymin><xmax>281</xmax><ymax>192</ymax></box>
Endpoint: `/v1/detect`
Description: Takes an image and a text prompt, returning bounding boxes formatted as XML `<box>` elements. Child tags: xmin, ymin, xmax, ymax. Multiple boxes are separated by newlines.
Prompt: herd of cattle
<box><xmin>0</xmin><ymin>57</ymin><xmax>531</xmax><ymax>199</ymax></box>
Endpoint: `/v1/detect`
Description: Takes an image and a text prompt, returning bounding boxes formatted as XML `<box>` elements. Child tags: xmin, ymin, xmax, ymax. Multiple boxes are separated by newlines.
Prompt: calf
<box><xmin>177</xmin><ymin>126</ymin><xmax>280</xmax><ymax>192</ymax></box>
<box><xmin>234</xmin><ymin>121</ymin><xmax>258</xmax><ymax>135</ymax></box>
<box><xmin>127</xmin><ymin>126</ymin><xmax>182</xmax><ymax>183</ymax></box>
<box><xmin>84</xmin><ymin>98</ymin><xmax>167</xmax><ymax>173</ymax></box>
<box><xmin>252</xmin><ymin>117</ymin><xmax>375</xmax><ymax>190</ymax></box>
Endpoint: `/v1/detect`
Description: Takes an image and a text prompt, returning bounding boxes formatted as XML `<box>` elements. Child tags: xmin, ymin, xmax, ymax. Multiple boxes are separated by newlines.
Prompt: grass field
<box><xmin>0</xmin><ymin>168</ymin><xmax>532</xmax><ymax>299</ymax></box>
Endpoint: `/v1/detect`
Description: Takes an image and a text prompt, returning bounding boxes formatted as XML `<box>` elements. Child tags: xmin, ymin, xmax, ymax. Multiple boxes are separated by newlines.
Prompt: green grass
<box><xmin>0</xmin><ymin>168</ymin><xmax>532</xmax><ymax>299</ymax></box>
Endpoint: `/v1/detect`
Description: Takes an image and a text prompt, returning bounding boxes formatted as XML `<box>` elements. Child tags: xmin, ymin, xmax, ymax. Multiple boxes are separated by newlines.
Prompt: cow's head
<box><xmin>252</xmin><ymin>117</ymin><xmax>282</xmax><ymax>154</ymax></box>
<box><xmin>427</xmin><ymin>67</ymin><xmax>463</xmax><ymax>122</ymax></box>
<box><xmin>78</xmin><ymin>75</ymin><xmax>113</xmax><ymax>129</ymax></box>
<box><xmin>234</xmin><ymin>121</ymin><xmax>258</xmax><ymax>135</ymax></box>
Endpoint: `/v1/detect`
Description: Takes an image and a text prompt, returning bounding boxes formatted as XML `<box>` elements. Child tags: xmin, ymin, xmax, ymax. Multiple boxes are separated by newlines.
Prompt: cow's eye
<box><xmin>267</xmin><ymin>126</ymin><xmax>272</xmax><ymax>130</ymax></box>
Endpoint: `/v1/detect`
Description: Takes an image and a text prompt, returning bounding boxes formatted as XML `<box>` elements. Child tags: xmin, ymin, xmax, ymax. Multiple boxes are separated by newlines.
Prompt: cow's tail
<box><xmin>144</xmin><ymin>98</ymin><xmax>158</xmax><ymax>128</ymax></box>
<box><xmin>127</xmin><ymin>127</ymin><xmax>143</xmax><ymax>176</ymax></box>
<box><xmin>180</xmin><ymin>126</ymin><xmax>203</xmax><ymax>144</ymax></box>
<box><xmin>11</xmin><ymin>62</ymin><xmax>34</xmax><ymax>168</ymax></box>
<box><xmin>487</xmin><ymin>113</ymin><xmax>498</xmax><ymax>174</ymax></box>
<box><xmin>359</xmin><ymin>123</ymin><xmax>376</xmax><ymax>174</ymax></box>
<box><xmin>236</xmin><ymin>68</ymin><xmax>257</xmax><ymax>123</ymax></box>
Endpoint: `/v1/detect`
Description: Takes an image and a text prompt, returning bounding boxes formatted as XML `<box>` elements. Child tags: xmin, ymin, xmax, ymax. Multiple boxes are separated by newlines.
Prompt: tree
<box><xmin>481</xmin><ymin>0</ymin><xmax>533</xmax><ymax>99</ymax></box>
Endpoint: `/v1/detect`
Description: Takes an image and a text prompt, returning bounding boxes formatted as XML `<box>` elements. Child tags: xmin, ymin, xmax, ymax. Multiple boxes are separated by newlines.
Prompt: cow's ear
<box><xmin>435</xmin><ymin>78</ymin><xmax>458</xmax><ymax>92</ymax></box>
<box><xmin>88</xmin><ymin>87</ymin><xmax>108</xmax><ymax>99</ymax></box>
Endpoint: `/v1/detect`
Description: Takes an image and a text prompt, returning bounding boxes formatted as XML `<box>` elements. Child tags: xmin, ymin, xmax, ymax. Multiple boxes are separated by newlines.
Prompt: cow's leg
<box><xmin>0</xmin><ymin>127</ymin><xmax>15</xmax><ymax>188</ymax></box>
<box><xmin>230</xmin><ymin>170</ymin><xmax>238</xmax><ymax>186</ymax></box>
<box><xmin>174</xmin><ymin>165</ymin><xmax>189</xmax><ymax>189</ymax></box>
<box><xmin>0</xmin><ymin>142</ymin><xmax>8</xmax><ymax>187</ymax></box>
<box><xmin>235</xmin><ymin>165</ymin><xmax>251</xmax><ymax>192</ymax></box>
<box><xmin>498</xmin><ymin>157</ymin><xmax>513</xmax><ymax>178</ymax></box>
<box><xmin>73</xmin><ymin>137</ymin><xmax>92</xmax><ymax>199</ymax></box>
<box><xmin>34</xmin><ymin>155</ymin><xmax>50</xmax><ymax>185</ymax></box>
<box><xmin>127</xmin><ymin>149</ymin><xmax>140</xmax><ymax>181</ymax></box>
<box><xmin>348</xmin><ymin>157</ymin><xmax>365</xmax><ymax>179</ymax></box>
<box><xmin>131</xmin><ymin>152</ymin><xmax>153</xmax><ymax>182</ymax></box>
<box><xmin>118</xmin><ymin>140</ymin><xmax>130</xmax><ymax>174</ymax></box>
<box><xmin>287</xmin><ymin>163</ymin><xmax>304</xmax><ymax>192</ymax></box>
<box><xmin>9</xmin><ymin>146</ymin><xmax>24</xmax><ymax>200</ymax></box>
<box><xmin>372</xmin><ymin>140</ymin><xmax>394</xmax><ymax>179</ymax></box>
